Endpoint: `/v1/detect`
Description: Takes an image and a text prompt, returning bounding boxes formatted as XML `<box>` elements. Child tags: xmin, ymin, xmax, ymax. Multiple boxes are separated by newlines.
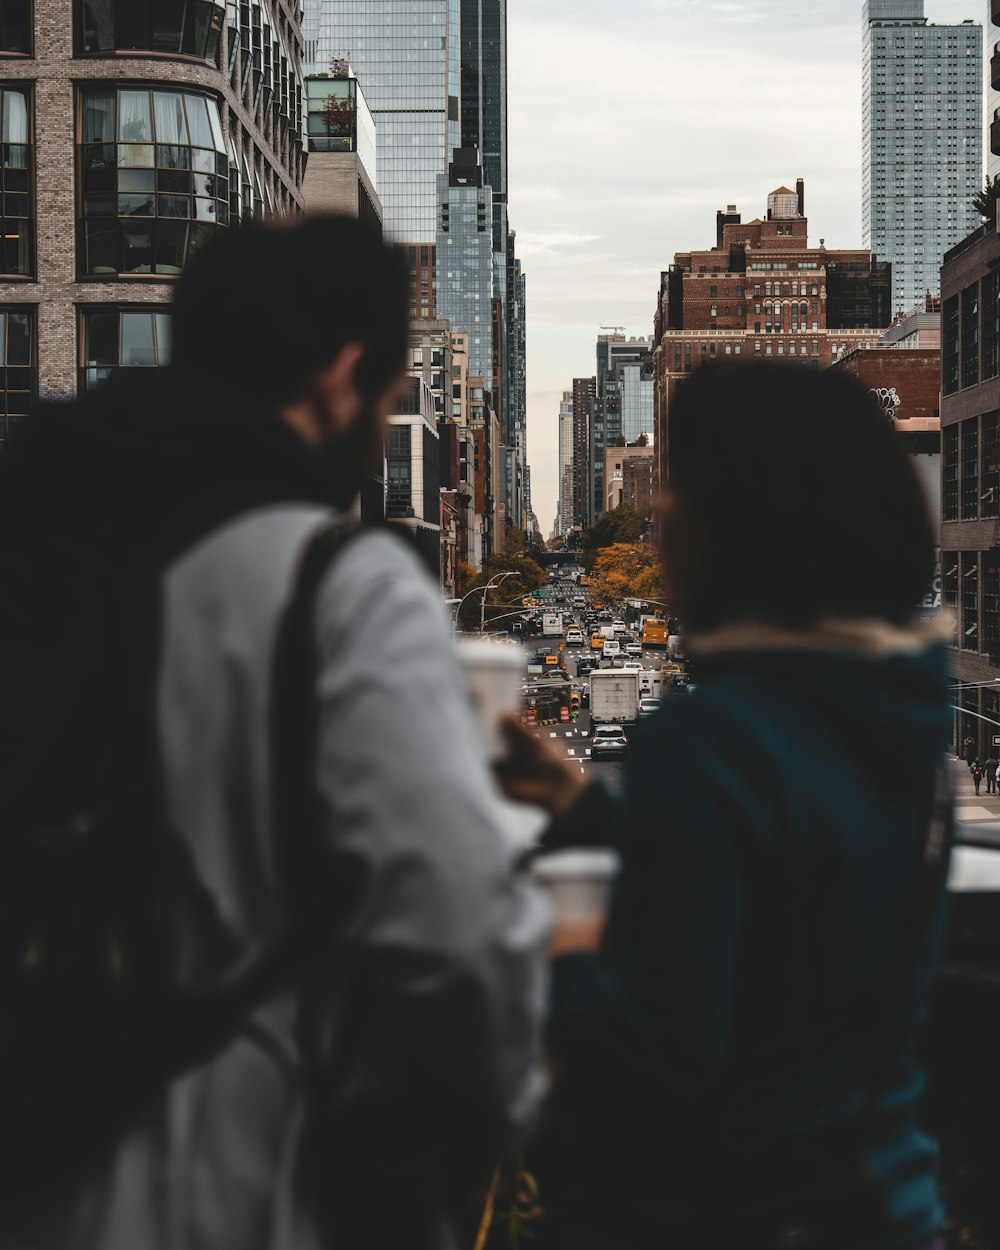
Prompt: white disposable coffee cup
<box><xmin>456</xmin><ymin>638</ymin><xmax>526</xmax><ymax>761</ymax></box>
<box><xmin>530</xmin><ymin>849</ymin><xmax>621</xmax><ymax>924</ymax></box>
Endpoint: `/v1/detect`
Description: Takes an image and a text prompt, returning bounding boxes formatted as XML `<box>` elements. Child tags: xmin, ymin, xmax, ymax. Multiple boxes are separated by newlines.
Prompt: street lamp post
<box><xmin>480</xmin><ymin>571</ymin><xmax>517</xmax><ymax>636</ymax></box>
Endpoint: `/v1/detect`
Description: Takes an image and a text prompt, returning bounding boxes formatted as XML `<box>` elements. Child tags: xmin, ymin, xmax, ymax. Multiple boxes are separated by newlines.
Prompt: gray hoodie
<box><xmin>5</xmin><ymin>504</ymin><xmax>548</xmax><ymax>1250</ymax></box>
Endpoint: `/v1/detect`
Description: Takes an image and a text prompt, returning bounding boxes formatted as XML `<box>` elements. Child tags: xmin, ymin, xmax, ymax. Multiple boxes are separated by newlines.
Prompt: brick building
<box><xmin>0</xmin><ymin>0</ymin><xmax>305</xmax><ymax>444</ymax></box>
<box><xmin>939</xmin><ymin>222</ymin><xmax>1000</xmax><ymax>754</ymax></box>
<box><xmin>652</xmin><ymin>180</ymin><xmax>892</xmax><ymax>492</ymax></box>
<box><xmin>603</xmin><ymin>440</ymin><xmax>655</xmax><ymax>518</ymax></box>
<box><xmin>829</xmin><ymin>307</ymin><xmax>942</xmax><ymax>531</ymax></box>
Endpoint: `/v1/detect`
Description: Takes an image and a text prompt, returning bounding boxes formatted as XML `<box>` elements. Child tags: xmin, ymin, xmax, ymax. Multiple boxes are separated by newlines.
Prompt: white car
<box><xmin>566</xmin><ymin>626</ymin><xmax>584</xmax><ymax>645</ymax></box>
<box><xmin>591</xmin><ymin>725</ymin><xmax>628</xmax><ymax>758</ymax></box>
<box><xmin>621</xmin><ymin>660</ymin><xmax>644</xmax><ymax>672</ymax></box>
<box><xmin>602</xmin><ymin>639</ymin><xmax>621</xmax><ymax>660</ymax></box>
<box><xmin>625</xmin><ymin>641</ymin><xmax>643</xmax><ymax>657</ymax></box>
<box><xmin>612</xmin><ymin>621</ymin><xmax>628</xmax><ymax>637</ymax></box>
<box><xmin>638</xmin><ymin>698</ymin><xmax>661</xmax><ymax>719</ymax></box>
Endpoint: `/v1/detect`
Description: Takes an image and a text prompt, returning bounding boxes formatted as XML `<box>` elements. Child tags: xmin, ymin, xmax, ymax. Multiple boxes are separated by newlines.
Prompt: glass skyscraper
<box><xmin>988</xmin><ymin>0</ymin><xmax>1000</xmax><ymax>184</ymax></box>
<box><xmin>303</xmin><ymin>0</ymin><xmax>460</xmax><ymax>256</ymax></box>
<box><xmin>436</xmin><ymin>146</ymin><xmax>494</xmax><ymax>383</ymax></box>
<box><xmin>862</xmin><ymin>0</ymin><xmax>982</xmax><ymax>315</ymax></box>
<box><xmin>460</xmin><ymin>0</ymin><xmax>506</xmax><ymax>250</ymax></box>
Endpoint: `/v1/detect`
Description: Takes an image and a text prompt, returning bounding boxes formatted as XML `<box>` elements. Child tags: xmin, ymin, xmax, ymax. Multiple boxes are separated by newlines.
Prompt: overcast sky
<box><xmin>507</xmin><ymin>0</ymin><xmax>986</xmax><ymax>534</ymax></box>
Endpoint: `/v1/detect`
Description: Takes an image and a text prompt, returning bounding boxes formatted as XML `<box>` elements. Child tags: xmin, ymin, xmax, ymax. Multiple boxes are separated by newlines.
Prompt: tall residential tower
<box><xmin>862</xmin><ymin>0</ymin><xmax>982</xmax><ymax>315</ymax></box>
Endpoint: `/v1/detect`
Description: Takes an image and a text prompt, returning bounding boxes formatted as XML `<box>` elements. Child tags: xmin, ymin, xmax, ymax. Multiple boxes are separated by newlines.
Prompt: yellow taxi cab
<box><xmin>590</xmin><ymin>633</ymin><xmax>605</xmax><ymax>651</ymax></box>
<box><xmin>659</xmin><ymin>661</ymin><xmax>683</xmax><ymax>679</ymax></box>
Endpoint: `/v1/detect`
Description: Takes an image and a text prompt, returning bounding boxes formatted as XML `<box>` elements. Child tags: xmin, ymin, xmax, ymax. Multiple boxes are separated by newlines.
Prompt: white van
<box><xmin>602</xmin><ymin>639</ymin><xmax>621</xmax><ymax>660</ymax></box>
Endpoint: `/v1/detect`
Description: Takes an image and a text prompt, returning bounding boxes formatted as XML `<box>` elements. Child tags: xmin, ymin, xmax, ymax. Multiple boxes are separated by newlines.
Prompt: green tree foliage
<box><xmin>581</xmin><ymin>505</ymin><xmax>646</xmax><ymax>568</ymax></box>
<box><xmin>457</xmin><ymin>536</ymin><xmax>547</xmax><ymax>631</ymax></box>
<box><xmin>973</xmin><ymin>176</ymin><xmax>998</xmax><ymax>225</ymax></box>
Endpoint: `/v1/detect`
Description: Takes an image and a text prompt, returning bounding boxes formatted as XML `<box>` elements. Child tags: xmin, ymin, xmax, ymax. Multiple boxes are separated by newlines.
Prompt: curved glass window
<box><xmin>0</xmin><ymin>88</ymin><xmax>32</xmax><ymax>276</ymax></box>
<box><xmin>79</xmin><ymin>87</ymin><xmax>228</xmax><ymax>277</ymax></box>
<box><xmin>79</xmin><ymin>306</ymin><xmax>171</xmax><ymax>391</ymax></box>
<box><xmin>79</xmin><ymin>1</ymin><xmax>223</xmax><ymax>61</ymax></box>
<box><xmin>0</xmin><ymin>1</ymin><xmax>30</xmax><ymax>54</ymax></box>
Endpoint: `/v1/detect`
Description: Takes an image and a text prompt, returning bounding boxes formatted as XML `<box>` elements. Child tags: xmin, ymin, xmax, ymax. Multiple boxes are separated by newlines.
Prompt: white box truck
<box><xmin>590</xmin><ymin>670</ymin><xmax>641</xmax><ymax>725</ymax></box>
<box><xmin>542</xmin><ymin>612</ymin><xmax>563</xmax><ymax>638</ymax></box>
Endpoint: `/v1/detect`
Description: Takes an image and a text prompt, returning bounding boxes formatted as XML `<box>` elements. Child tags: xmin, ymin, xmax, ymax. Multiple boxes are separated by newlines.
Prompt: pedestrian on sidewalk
<box><xmin>972</xmin><ymin>760</ymin><xmax>984</xmax><ymax>795</ymax></box>
<box><xmin>0</xmin><ymin>217</ymin><xmax>547</xmax><ymax>1250</ymax></box>
<box><xmin>498</xmin><ymin>361</ymin><xmax>952</xmax><ymax>1250</ymax></box>
<box><xmin>985</xmin><ymin>754</ymin><xmax>998</xmax><ymax>794</ymax></box>
<box><xmin>964</xmin><ymin>734</ymin><xmax>977</xmax><ymax>768</ymax></box>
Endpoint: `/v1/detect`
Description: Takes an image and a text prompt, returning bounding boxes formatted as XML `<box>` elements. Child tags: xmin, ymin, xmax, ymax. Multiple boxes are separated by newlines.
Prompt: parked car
<box><xmin>625</xmin><ymin>642</ymin><xmax>643</xmax><ymax>657</ymax></box>
<box><xmin>638</xmin><ymin>698</ymin><xmax>661</xmax><ymax>719</ymax></box>
<box><xmin>591</xmin><ymin>725</ymin><xmax>628</xmax><ymax>758</ymax></box>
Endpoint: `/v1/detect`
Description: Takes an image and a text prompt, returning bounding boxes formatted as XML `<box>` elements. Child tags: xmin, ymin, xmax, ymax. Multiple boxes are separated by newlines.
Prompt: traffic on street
<box><xmin>512</xmin><ymin>568</ymin><xmax>692</xmax><ymax>788</ymax></box>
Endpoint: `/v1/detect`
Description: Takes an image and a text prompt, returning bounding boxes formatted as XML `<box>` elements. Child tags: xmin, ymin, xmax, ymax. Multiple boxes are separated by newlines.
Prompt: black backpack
<box><xmin>0</xmin><ymin>502</ymin><xmax>364</xmax><ymax>1197</ymax></box>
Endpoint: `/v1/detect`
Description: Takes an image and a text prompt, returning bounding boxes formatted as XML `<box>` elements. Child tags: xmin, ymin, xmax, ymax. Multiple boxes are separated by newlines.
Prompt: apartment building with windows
<box><xmin>652</xmin><ymin>181</ymin><xmax>891</xmax><ymax>497</ymax></box>
<box><xmin>0</xmin><ymin>0</ymin><xmax>305</xmax><ymax>447</ymax></box>
<box><xmin>940</xmin><ymin>223</ymin><xmax>1000</xmax><ymax>753</ymax></box>
<box><xmin>862</xmin><ymin>0</ymin><xmax>982</xmax><ymax>315</ymax></box>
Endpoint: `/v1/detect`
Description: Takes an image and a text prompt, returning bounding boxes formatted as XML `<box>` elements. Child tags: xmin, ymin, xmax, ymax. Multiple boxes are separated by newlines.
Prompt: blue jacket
<box><xmin>547</xmin><ymin>636</ymin><xmax>951</xmax><ymax>1250</ymax></box>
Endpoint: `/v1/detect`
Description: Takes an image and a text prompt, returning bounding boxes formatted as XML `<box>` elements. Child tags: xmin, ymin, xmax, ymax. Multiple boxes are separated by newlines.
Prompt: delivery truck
<box><xmin>542</xmin><ymin>612</ymin><xmax>563</xmax><ymax>638</ymax></box>
<box><xmin>590</xmin><ymin>669</ymin><xmax>641</xmax><ymax>726</ymax></box>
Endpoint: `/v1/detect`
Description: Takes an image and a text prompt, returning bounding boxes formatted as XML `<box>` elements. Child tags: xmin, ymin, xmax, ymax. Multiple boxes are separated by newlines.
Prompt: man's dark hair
<box><xmin>668</xmin><ymin>361</ymin><xmax>935</xmax><ymax>632</ymax></box>
<box><xmin>171</xmin><ymin>215</ymin><xmax>410</xmax><ymax>408</ymax></box>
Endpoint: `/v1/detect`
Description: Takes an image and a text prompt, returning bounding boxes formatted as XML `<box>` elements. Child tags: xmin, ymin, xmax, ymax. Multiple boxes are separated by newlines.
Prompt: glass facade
<box><xmin>0</xmin><ymin>0</ymin><xmax>30</xmax><ymax>54</ymax></box>
<box><xmin>79</xmin><ymin>306</ymin><xmax>171</xmax><ymax>391</ymax></box>
<box><xmin>305</xmin><ymin>75</ymin><xmax>375</xmax><ymax>181</ymax></box>
<box><xmin>78</xmin><ymin>87</ymin><xmax>228</xmax><ymax>277</ymax></box>
<box><xmin>0</xmin><ymin>305</ymin><xmax>32</xmax><ymax>446</ymax></box>
<box><xmin>436</xmin><ymin>162</ymin><xmax>493</xmax><ymax>382</ymax></box>
<box><xmin>0</xmin><ymin>87</ymin><xmax>31</xmax><ymax>277</ymax></box>
<box><xmin>303</xmin><ymin>0</ymin><xmax>459</xmax><ymax>247</ymax></box>
<box><xmin>78</xmin><ymin>1</ymin><xmax>224</xmax><ymax>60</ymax></box>
<box><xmin>862</xmin><ymin>1</ymin><xmax>983</xmax><ymax>314</ymax></box>
<box><xmin>592</xmin><ymin>337</ymin><xmax>653</xmax><ymax>516</ymax></box>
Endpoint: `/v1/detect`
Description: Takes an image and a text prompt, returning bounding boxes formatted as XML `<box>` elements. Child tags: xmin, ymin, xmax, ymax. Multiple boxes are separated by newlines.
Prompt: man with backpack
<box><xmin>0</xmin><ymin>217</ymin><xmax>547</xmax><ymax>1250</ymax></box>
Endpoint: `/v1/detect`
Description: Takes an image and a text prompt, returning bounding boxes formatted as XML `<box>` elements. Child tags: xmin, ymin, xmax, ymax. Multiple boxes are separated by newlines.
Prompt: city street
<box><xmin>519</xmin><ymin>583</ymin><xmax>680</xmax><ymax>791</ymax></box>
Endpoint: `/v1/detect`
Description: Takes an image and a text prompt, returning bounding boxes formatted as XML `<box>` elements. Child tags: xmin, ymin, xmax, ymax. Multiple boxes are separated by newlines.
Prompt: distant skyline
<box><xmin>507</xmin><ymin>0</ymin><xmax>987</xmax><ymax>534</ymax></box>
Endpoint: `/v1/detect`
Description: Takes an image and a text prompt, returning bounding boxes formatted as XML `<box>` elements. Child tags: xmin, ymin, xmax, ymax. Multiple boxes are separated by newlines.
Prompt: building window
<box><xmin>0</xmin><ymin>0</ymin><xmax>30</xmax><ymax>54</ymax></box>
<box><xmin>0</xmin><ymin>304</ymin><xmax>33</xmax><ymax>445</ymax></box>
<box><xmin>961</xmin><ymin>551</ymin><xmax>979</xmax><ymax>651</ymax></box>
<box><xmin>984</xmin><ymin>550</ymin><xmax>1000</xmax><ymax>665</ymax></box>
<box><xmin>78</xmin><ymin>86</ymin><xmax>228</xmax><ymax>277</ymax></box>
<box><xmin>386</xmin><ymin>422</ymin><xmax>412</xmax><ymax>516</ymax></box>
<box><xmin>78</xmin><ymin>305</ymin><xmax>171</xmax><ymax>390</ymax></box>
<box><xmin>961</xmin><ymin>282</ymin><xmax>979</xmax><ymax>390</ymax></box>
<box><xmin>983</xmin><ymin>411</ymin><xmax>1000</xmax><ymax>519</ymax></box>
<box><xmin>943</xmin><ymin>424</ymin><xmax>958</xmax><ymax>522</ymax></box>
<box><xmin>0</xmin><ymin>87</ymin><xmax>31</xmax><ymax>276</ymax></box>
<box><xmin>942</xmin><ymin>551</ymin><xmax>958</xmax><ymax>611</ymax></box>
<box><xmin>961</xmin><ymin>416</ymin><xmax>979</xmax><ymax>520</ymax></box>
<box><xmin>78</xmin><ymin>1</ymin><xmax>224</xmax><ymax>60</ymax></box>
<box><xmin>943</xmin><ymin>295</ymin><xmax>959</xmax><ymax>395</ymax></box>
<box><xmin>983</xmin><ymin>269</ymin><xmax>999</xmax><ymax>383</ymax></box>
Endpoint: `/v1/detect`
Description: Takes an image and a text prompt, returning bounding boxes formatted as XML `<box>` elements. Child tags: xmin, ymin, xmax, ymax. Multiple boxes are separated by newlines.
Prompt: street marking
<box><xmin>565</xmin><ymin>731</ymin><xmax>572</xmax><ymax>738</ymax></box>
<box><xmin>568</xmin><ymin>749</ymin><xmax>575</xmax><ymax>756</ymax></box>
<box><xmin>585</xmin><ymin>749</ymin><xmax>592</xmax><ymax>756</ymax></box>
<box><xmin>956</xmin><ymin>805</ymin><xmax>994</xmax><ymax>820</ymax></box>
<box><xmin>549</xmin><ymin>732</ymin><xmax>557</xmax><ymax>738</ymax></box>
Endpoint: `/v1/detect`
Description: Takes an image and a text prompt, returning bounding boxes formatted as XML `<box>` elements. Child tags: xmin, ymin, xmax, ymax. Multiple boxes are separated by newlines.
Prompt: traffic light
<box><xmin>569</xmin><ymin>692</ymin><xmax>581</xmax><ymax>719</ymax></box>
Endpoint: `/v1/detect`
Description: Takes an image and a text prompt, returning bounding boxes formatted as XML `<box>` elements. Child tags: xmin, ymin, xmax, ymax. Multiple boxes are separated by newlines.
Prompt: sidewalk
<box><xmin>950</xmin><ymin>755</ymin><xmax>1000</xmax><ymax>824</ymax></box>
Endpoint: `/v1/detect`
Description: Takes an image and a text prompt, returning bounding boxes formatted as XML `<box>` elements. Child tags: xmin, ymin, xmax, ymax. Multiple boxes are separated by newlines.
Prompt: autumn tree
<box><xmin>581</xmin><ymin>505</ymin><xmax>646</xmax><ymax>568</ymax></box>
<box><xmin>588</xmin><ymin>542</ymin><xmax>663</xmax><ymax>609</ymax></box>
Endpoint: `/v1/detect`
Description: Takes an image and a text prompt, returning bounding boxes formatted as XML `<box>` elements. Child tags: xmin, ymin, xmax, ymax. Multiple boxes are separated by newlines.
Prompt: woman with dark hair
<box><xmin>499</xmin><ymin>362</ymin><xmax>952</xmax><ymax>1250</ymax></box>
